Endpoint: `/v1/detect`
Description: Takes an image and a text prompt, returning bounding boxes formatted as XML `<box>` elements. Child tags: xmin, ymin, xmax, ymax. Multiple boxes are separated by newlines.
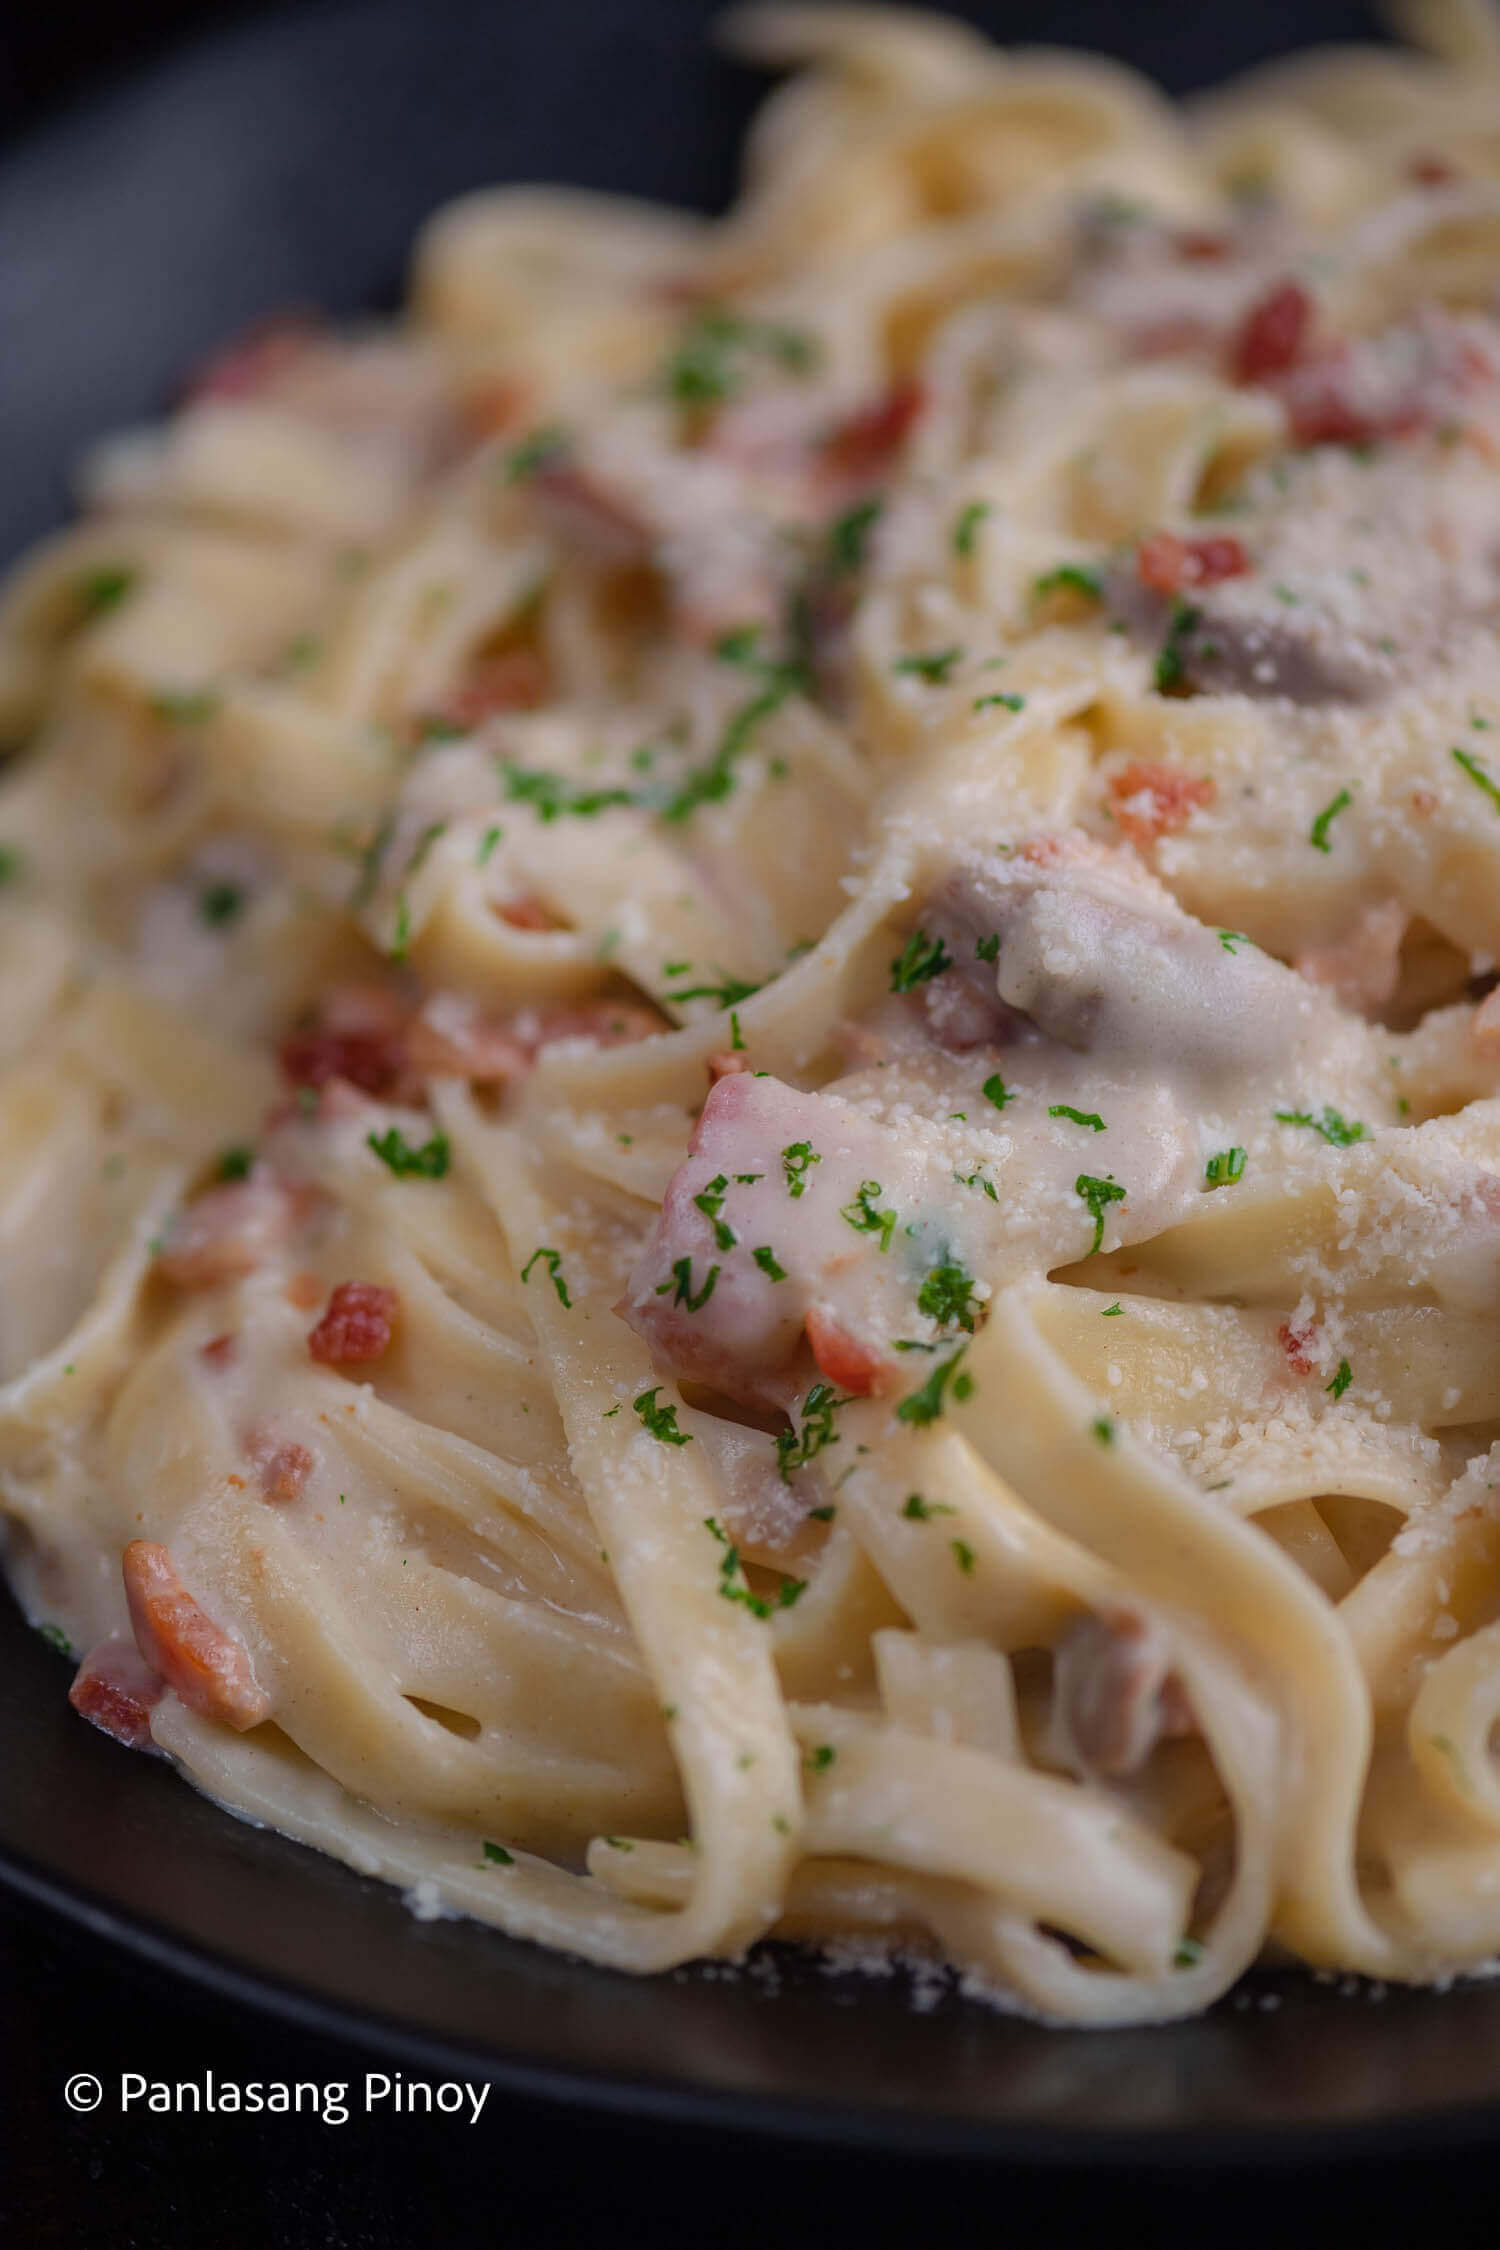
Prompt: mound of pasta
<box><xmin>10</xmin><ymin>0</ymin><xmax>1500</xmax><ymax>2026</ymax></box>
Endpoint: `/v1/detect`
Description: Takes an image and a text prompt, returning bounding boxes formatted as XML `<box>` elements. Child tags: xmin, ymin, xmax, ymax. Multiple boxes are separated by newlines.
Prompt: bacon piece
<box><xmin>308</xmin><ymin>1281</ymin><xmax>399</xmax><ymax>1364</ymax></box>
<box><xmin>820</xmin><ymin>380</ymin><xmax>925</xmax><ymax>485</ymax></box>
<box><xmin>1407</xmin><ymin>154</ymin><xmax>1457</xmax><ymax>187</ymax></box>
<box><xmin>1278</xmin><ymin>1318</ymin><xmax>1318</xmax><ymax>1376</ymax></box>
<box><xmin>1275</xmin><ymin>313</ymin><xmax>1495</xmax><ymax>449</ymax></box>
<box><xmin>1107</xmin><ymin>760</ymin><xmax>1216</xmax><ymax>848</ymax></box>
<box><xmin>179</xmin><ymin>313</ymin><xmax>320</xmax><ymax>405</ymax></box>
<box><xmin>156</xmin><ymin>1173</ymin><xmax>294</xmax><ymax>1289</ymax></box>
<box><xmin>1174</xmin><ymin>230</ymin><xmax>1231</xmax><ymax>263</ymax></box>
<box><xmin>804</xmin><ymin>1305</ymin><xmax>890</xmax><ymax>1397</ymax></box>
<box><xmin>121</xmin><ymin>1542</ymin><xmax>270</xmax><ymax>1730</ymax></box>
<box><xmin>200</xmin><ymin>1332</ymin><xmax>237</xmax><ymax>1370</ymax></box>
<box><xmin>461</xmin><ymin>375</ymin><xmax>530</xmax><ymax>438</ymax></box>
<box><xmin>68</xmin><ymin>1636</ymin><xmax>165</xmax><ymax>1752</ymax></box>
<box><xmin>1229</xmin><ymin>280</ymin><xmax>1313</xmax><ymax>384</ymax></box>
<box><xmin>423</xmin><ymin>649</ymin><xmax>550</xmax><ymax>734</ymax></box>
<box><xmin>245</xmin><ymin>1429</ymin><xmax>316</xmax><ymax>1502</ymax></box>
<box><xmin>1051</xmin><ymin>1605</ymin><xmax>1194</xmax><ymax>1779</ymax></box>
<box><xmin>280</xmin><ymin>984</ymin><xmax>411</xmax><ymax>1098</ymax></box>
<box><xmin>1136</xmin><ymin>531</ymin><xmax>1250</xmax><ymax>595</ymax></box>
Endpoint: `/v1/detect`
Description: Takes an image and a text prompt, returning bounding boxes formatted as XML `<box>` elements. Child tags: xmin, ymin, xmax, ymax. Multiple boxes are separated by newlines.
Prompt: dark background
<box><xmin>3</xmin><ymin>2</ymin><xmax>1488</xmax><ymax>2242</ymax></box>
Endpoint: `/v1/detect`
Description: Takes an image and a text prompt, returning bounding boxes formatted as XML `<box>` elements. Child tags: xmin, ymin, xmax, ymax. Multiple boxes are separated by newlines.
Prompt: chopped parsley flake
<box><xmin>481</xmin><ymin>1841</ymin><xmax>515</xmax><ymax>1867</ymax></box>
<box><xmin>151</xmin><ymin>688</ymin><xmax>219</xmax><ymax>724</ymax></box>
<box><xmin>521</xmin><ymin>1246</ymin><xmax>572</xmax><ymax>1307</ymax></box>
<box><xmin>1205</xmin><ymin>1146</ymin><xmax>1247</xmax><ymax>1187</ymax></box>
<box><xmin>1033</xmin><ymin>563</ymin><xmax>1103</xmax><ymax>602</ymax></box>
<box><xmin>655</xmin><ymin>1256</ymin><xmax>720</xmax><ymax>1312</ymax></box>
<box><xmin>829</xmin><ymin>496</ymin><xmax>883</xmax><ymax>574</ymax></box>
<box><xmin>902</xmin><ymin>1492</ymin><xmax>956</xmax><ymax>1521</ymax></box>
<box><xmin>663</xmin><ymin>306</ymin><xmax>816</xmax><ymax>411</ymax></box>
<box><xmin>40</xmin><ymin>1623</ymin><xmax>72</xmax><ymax>1656</ymax></box>
<box><xmin>893</xmin><ymin>645</ymin><xmax>962</xmax><ymax>684</ymax></box>
<box><xmin>666</xmin><ymin>969</ymin><xmax>762</xmax><ymax>1010</ymax></box>
<box><xmin>217</xmin><ymin>1146</ymin><xmax>254</xmax><ymax>1182</ymax></box>
<box><xmin>1453</xmin><ymin>745</ymin><xmax>1500</xmax><ymax>814</ymax></box>
<box><xmin>951</xmin><ymin>1539</ymin><xmax>977</xmax><ymax>1576</ymax></box>
<box><xmin>975</xmin><ymin>933</ymin><xmax>1000</xmax><ymax>963</ymax></box>
<box><xmin>1326</xmin><ymin>1359</ymin><xmax>1353</xmax><ymax>1400</ymax></box>
<box><xmin>1091</xmin><ymin>1415</ymin><xmax>1115</xmax><ymax>1445</ymax></box>
<box><xmin>634</xmin><ymin>1387</ymin><xmax>692</xmax><ymax>1445</ymax></box>
<box><xmin>198</xmin><ymin>880</ymin><xmax>245</xmax><ymax>928</ymax></box>
<box><xmin>895</xmin><ymin>1347</ymin><xmax>971</xmax><ymax>1427</ymax></box>
<box><xmin>954</xmin><ymin>1168</ymin><xmax>999</xmax><ymax>1200</ymax></box>
<box><xmin>367</xmin><ymin>1126</ymin><xmax>450</xmax><ymax>1180</ymax></box>
<box><xmin>889</xmin><ymin>928</ymin><xmax>952</xmax><ymax>992</ymax></box>
<box><xmin>74</xmin><ymin>564</ymin><xmax>137</xmax><ymax>617</ymax></box>
<box><xmin>752</xmin><ymin>1245</ymin><xmax>788</xmax><ymax>1280</ymax></box>
<box><xmin>1101</xmin><ymin>1302</ymin><xmax>1124</xmax><ymax>1316</ymax></box>
<box><xmin>1174</xmin><ymin>1939</ymin><xmax>1205</xmax><ymax>1969</ymax></box>
<box><xmin>972</xmin><ymin>691</ymin><xmax>1025</xmax><ymax>713</ymax></box>
<box><xmin>953</xmin><ymin>501</ymin><xmax>991</xmax><ymax>557</ymax></box>
<box><xmin>1154</xmin><ymin>596</ymin><xmax>1201</xmax><ymax>693</ymax></box>
<box><xmin>477</xmin><ymin>824</ymin><xmax>502</xmax><ymax>865</ymax></box>
<box><xmin>501</xmin><ymin>764</ymin><xmax>636</xmax><ymax>823</ymax></box>
<box><xmin>1076</xmin><ymin>1173</ymin><xmax>1126</xmax><ymax>1255</ymax></box>
<box><xmin>781</xmin><ymin>1141</ymin><xmax>821</xmax><ymax>1198</ymax></box>
<box><xmin>1309</xmin><ymin>787</ymin><xmax>1353</xmax><ymax>853</ymax></box>
<box><xmin>1274</xmin><ymin>1105</ymin><xmax>1366</xmax><ymax>1147</ymax></box>
<box><xmin>1049</xmin><ymin>1104</ymin><xmax>1106</xmax><ymax>1132</ymax></box>
<box><xmin>776</xmin><ymin>1382</ymin><xmax>853</xmax><ymax>1480</ymax></box>
<box><xmin>661</xmin><ymin>638</ymin><xmax>807</xmax><ymax>823</ymax></box>
<box><xmin>916</xmin><ymin>1257</ymin><xmax>980</xmax><ymax>1333</ymax></box>
<box><xmin>729</xmin><ymin>1010</ymin><xmax>746</xmax><ymax>1052</ymax></box>
<box><xmin>840</xmin><ymin>1180</ymin><xmax>897</xmax><ymax>1251</ymax></box>
<box><xmin>704</xmin><ymin>1515</ymin><xmax>806</xmax><ymax>1619</ymax></box>
<box><xmin>390</xmin><ymin>892</ymin><xmax>412</xmax><ymax>964</ymax></box>
<box><xmin>807</xmin><ymin>1743</ymin><xmax>837</xmax><ymax>1772</ymax></box>
<box><xmin>504</xmin><ymin>424</ymin><xmax>569</xmax><ymax>481</ymax></box>
<box><xmin>1218</xmin><ymin>930</ymin><xmax>1252</xmax><ymax>953</ymax></box>
<box><xmin>693</xmin><ymin>1175</ymin><xmax>738</xmax><ymax>1250</ymax></box>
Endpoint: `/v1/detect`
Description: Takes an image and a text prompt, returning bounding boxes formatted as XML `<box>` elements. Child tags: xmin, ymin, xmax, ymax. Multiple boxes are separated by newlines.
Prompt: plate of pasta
<box><xmin>13</xmin><ymin>0</ymin><xmax>1500</xmax><ymax>2151</ymax></box>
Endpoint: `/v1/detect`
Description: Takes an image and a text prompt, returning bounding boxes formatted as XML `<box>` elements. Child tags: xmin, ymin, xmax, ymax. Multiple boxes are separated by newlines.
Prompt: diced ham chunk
<box><xmin>707</xmin><ymin>1049</ymin><xmax>753</xmax><ymax>1084</ymax></box>
<box><xmin>1050</xmin><ymin>1606</ymin><xmax>1194</xmax><ymax>1779</ymax></box>
<box><xmin>121</xmin><ymin>1541</ymin><xmax>270</xmax><ymax>1731</ymax></box>
<box><xmin>307</xmin><ymin>1282</ymin><xmax>399</xmax><ymax>1365</ymax></box>
<box><xmin>156</xmin><ymin>1171</ymin><xmax>294</xmax><ymax>1289</ymax></box>
<box><xmin>1107</xmin><ymin>760</ymin><xmax>1217</xmax><ymax>848</ymax></box>
<box><xmin>68</xmin><ymin>1636</ymin><xmax>165</xmax><ymax>1752</ymax></box>
<box><xmin>619</xmin><ymin>1072</ymin><xmax>958</xmax><ymax>1410</ymax></box>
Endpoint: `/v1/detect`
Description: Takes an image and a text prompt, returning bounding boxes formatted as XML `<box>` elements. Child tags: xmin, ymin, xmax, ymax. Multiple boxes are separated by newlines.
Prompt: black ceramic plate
<box><xmin>5</xmin><ymin>0</ymin><xmax>1500</xmax><ymax>2164</ymax></box>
